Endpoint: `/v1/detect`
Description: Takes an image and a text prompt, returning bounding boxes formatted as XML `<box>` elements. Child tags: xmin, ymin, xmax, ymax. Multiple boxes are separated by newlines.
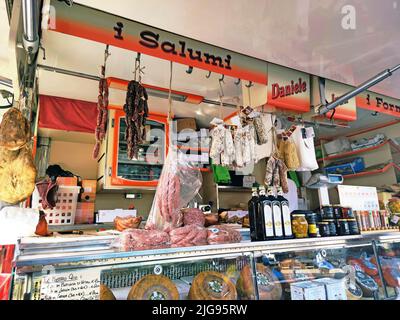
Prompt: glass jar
<box><xmin>342</xmin><ymin>207</ymin><xmax>355</xmax><ymax>219</ymax></box>
<box><xmin>347</xmin><ymin>219</ymin><xmax>360</xmax><ymax>235</ymax></box>
<box><xmin>321</xmin><ymin>206</ymin><xmax>334</xmax><ymax>219</ymax></box>
<box><xmin>323</xmin><ymin>219</ymin><xmax>337</xmax><ymax>236</ymax></box>
<box><xmin>337</xmin><ymin>219</ymin><xmax>350</xmax><ymax>236</ymax></box>
<box><xmin>305</xmin><ymin>212</ymin><xmax>318</xmax><ymax>238</ymax></box>
<box><xmin>292</xmin><ymin>214</ymin><xmax>309</xmax><ymax>239</ymax></box>
<box><xmin>317</xmin><ymin>222</ymin><xmax>330</xmax><ymax>237</ymax></box>
<box><xmin>332</xmin><ymin>205</ymin><xmax>343</xmax><ymax>219</ymax></box>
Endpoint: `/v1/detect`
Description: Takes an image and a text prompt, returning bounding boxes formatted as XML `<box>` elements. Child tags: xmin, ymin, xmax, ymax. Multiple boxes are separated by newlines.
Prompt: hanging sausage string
<box><xmin>92</xmin><ymin>45</ymin><xmax>111</xmax><ymax>159</ymax></box>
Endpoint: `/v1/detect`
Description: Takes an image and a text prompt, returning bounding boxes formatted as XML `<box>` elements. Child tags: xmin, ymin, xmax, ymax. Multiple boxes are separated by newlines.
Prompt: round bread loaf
<box><xmin>189</xmin><ymin>271</ymin><xmax>237</xmax><ymax>300</ymax></box>
<box><xmin>100</xmin><ymin>284</ymin><xmax>116</xmax><ymax>300</ymax></box>
<box><xmin>236</xmin><ymin>264</ymin><xmax>282</xmax><ymax>300</ymax></box>
<box><xmin>127</xmin><ymin>275</ymin><xmax>179</xmax><ymax>300</ymax></box>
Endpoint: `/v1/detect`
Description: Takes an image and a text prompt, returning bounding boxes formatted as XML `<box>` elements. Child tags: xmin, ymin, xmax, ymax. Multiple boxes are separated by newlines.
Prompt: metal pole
<box><xmin>318</xmin><ymin>64</ymin><xmax>400</xmax><ymax>115</ymax></box>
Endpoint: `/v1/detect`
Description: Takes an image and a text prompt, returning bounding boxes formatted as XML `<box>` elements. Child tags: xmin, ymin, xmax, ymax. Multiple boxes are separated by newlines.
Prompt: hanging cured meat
<box><xmin>0</xmin><ymin>145</ymin><xmax>36</xmax><ymax>204</ymax></box>
<box><xmin>0</xmin><ymin>108</ymin><xmax>31</xmax><ymax>150</ymax></box>
<box><xmin>93</xmin><ymin>72</ymin><xmax>109</xmax><ymax>159</ymax></box>
<box><xmin>123</xmin><ymin>80</ymin><xmax>149</xmax><ymax>160</ymax></box>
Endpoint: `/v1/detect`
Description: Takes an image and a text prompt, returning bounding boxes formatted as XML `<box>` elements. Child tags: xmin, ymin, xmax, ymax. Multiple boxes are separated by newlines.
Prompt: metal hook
<box><xmin>186</xmin><ymin>66</ymin><xmax>193</xmax><ymax>74</ymax></box>
<box><xmin>219</xmin><ymin>74</ymin><xmax>225</xmax><ymax>83</ymax></box>
<box><xmin>206</xmin><ymin>71</ymin><xmax>212</xmax><ymax>79</ymax></box>
<box><xmin>245</xmin><ymin>81</ymin><xmax>253</xmax><ymax>88</ymax></box>
<box><xmin>234</xmin><ymin>78</ymin><xmax>241</xmax><ymax>85</ymax></box>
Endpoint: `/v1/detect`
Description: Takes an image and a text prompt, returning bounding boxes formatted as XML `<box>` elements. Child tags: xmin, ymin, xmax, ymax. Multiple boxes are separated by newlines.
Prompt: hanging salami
<box><xmin>123</xmin><ymin>80</ymin><xmax>149</xmax><ymax>159</ymax></box>
<box><xmin>93</xmin><ymin>65</ymin><xmax>109</xmax><ymax>159</ymax></box>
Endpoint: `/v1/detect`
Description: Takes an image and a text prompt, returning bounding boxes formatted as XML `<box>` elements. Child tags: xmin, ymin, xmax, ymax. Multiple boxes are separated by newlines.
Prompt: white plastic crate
<box><xmin>32</xmin><ymin>185</ymin><xmax>81</xmax><ymax>226</ymax></box>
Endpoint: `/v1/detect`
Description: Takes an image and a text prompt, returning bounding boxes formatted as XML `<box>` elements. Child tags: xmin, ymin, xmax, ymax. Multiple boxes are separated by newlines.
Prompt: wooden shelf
<box><xmin>318</xmin><ymin>139</ymin><xmax>400</xmax><ymax>163</ymax></box>
<box><xmin>344</xmin><ymin>162</ymin><xmax>400</xmax><ymax>179</ymax></box>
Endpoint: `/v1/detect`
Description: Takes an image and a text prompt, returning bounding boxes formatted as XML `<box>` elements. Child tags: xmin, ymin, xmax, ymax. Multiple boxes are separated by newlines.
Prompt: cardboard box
<box><xmin>176</xmin><ymin>118</ymin><xmax>197</xmax><ymax>132</ymax></box>
<box><xmin>81</xmin><ymin>180</ymin><xmax>97</xmax><ymax>202</ymax></box>
<box><xmin>290</xmin><ymin>281</ymin><xmax>326</xmax><ymax>300</ymax></box>
<box><xmin>313</xmin><ymin>278</ymin><xmax>347</xmax><ymax>300</ymax></box>
<box><xmin>56</xmin><ymin>176</ymin><xmax>78</xmax><ymax>186</ymax></box>
<box><xmin>75</xmin><ymin>202</ymin><xmax>95</xmax><ymax>224</ymax></box>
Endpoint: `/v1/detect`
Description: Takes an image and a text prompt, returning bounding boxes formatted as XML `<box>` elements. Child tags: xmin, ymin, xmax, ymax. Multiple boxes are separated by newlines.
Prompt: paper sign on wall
<box><xmin>40</xmin><ymin>270</ymin><xmax>100</xmax><ymax>300</ymax></box>
<box><xmin>338</xmin><ymin>185</ymin><xmax>379</xmax><ymax>211</ymax></box>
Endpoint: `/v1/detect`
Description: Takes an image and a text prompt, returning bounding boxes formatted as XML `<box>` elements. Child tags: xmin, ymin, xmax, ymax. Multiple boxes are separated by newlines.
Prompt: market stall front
<box><xmin>1</xmin><ymin>0</ymin><xmax>400</xmax><ymax>301</ymax></box>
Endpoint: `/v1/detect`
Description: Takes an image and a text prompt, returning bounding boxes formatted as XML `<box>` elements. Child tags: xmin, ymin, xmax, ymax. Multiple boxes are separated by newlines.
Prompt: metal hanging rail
<box><xmin>318</xmin><ymin>64</ymin><xmax>400</xmax><ymax>115</ymax></box>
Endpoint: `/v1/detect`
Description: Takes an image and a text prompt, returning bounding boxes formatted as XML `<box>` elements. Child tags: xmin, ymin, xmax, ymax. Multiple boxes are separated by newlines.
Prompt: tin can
<box><xmin>323</xmin><ymin>219</ymin><xmax>337</xmax><ymax>236</ymax></box>
<box><xmin>342</xmin><ymin>207</ymin><xmax>355</xmax><ymax>219</ymax></box>
<box><xmin>347</xmin><ymin>219</ymin><xmax>360</xmax><ymax>235</ymax></box>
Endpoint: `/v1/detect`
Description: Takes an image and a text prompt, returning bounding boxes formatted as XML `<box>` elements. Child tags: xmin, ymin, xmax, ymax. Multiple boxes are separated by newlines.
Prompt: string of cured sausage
<box><xmin>93</xmin><ymin>46</ymin><xmax>110</xmax><ymax>159</ymax></box>
<box><xmin>123</xmin><ymin>80</ymin><xmax>149</xmax><ymax>159</ymax></box>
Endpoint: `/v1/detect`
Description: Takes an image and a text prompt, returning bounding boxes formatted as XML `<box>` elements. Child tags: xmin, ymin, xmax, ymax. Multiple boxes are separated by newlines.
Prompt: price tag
<box><xmin>40</xmin><ymin>270</ymin><xmax>101</xmax><ymax>300</ymax></box>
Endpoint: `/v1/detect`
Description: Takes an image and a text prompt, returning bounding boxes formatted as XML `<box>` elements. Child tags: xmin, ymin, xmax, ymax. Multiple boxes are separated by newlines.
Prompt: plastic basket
<box><xmin>32</xmin><ymin>186</ymin><xmax>81</xmax><ymax>226</ymax></box>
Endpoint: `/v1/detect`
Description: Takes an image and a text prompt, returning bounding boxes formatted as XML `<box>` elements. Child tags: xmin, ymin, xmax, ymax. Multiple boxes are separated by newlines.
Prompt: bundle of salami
<box><xmin>145</xmin><ymin>150</ymin><xmax>202</xmax><ymax>232</ymax></box>
<box><xmin>169</xmin><ymin>225</ymin><xmax>208</xmax><ymax>248</ymax></box>
<box><xmin>206</xmin><ymin>225</ymin><xmax>242</xmax><ymax>245</ymax></box>
<box><xmin>93</xmin><ymin>70</ymin><xmax>109</xmax><ymax>159</ymax></box>
<box><xmin>123</xmin><ymin>80</ymin><xmax>149</xmax><ymax>160</ymax></box>
<box><xmin>120</xmin><ymin>229</ymin><xmax>170</xmax><ymax>251</ymax></box>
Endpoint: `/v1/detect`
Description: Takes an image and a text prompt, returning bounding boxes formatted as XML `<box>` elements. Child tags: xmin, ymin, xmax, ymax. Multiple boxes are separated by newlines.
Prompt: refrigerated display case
<box><xmin>9</xmin><ymin>232</ymin><xmax>400</xmax><ymax>300</ymax></box>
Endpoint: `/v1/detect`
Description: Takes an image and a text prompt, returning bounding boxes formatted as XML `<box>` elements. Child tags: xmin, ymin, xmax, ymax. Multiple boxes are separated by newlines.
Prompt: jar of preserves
<box><xmin>317</xmin><ymin>222</ymin><xmax>330</xmax><ymax>237</ymax></box>
<box><xmin>292</xmin><ymin>214</ymin><xmax>309</xmax><ymax>239</ymax></box>
<box><xmin>321</xmin><ymin>206</ymin><xmax>334</xmax><ymax>219</ymax></box>
<box><xmin>347</xmin><ymin>219</ymin><xmax>360</xmax><ymax>235</ymax></box>
<box><xmin>323</xmin><ymin>219</ymin><xmax>337</xmax><ymax>236</ymax></box>
<box><xmin>342</xmin><ymin>207</ymin><xmax>355</xmax><ymax>219</ymax></box>
<box><xmin>332</xmin><ymin>205</ymin><xmax>343</xmax><ymax>219</ymax></box>
<box><xmin>305</xmin><ymin>212</ymin><xmax>318</xmax><ymax>237</ymax></box>
<box><xmin>337</xmin><ymin>219</ymin><xmax>350</xmax><ymax>236</ymax></box>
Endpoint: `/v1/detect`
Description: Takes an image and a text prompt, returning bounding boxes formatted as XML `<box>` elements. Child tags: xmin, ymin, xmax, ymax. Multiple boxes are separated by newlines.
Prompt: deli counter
<box><xmin>9</xmin><ymin>231</ymin><xmax>400</xmax><ymax>301</ymax></box>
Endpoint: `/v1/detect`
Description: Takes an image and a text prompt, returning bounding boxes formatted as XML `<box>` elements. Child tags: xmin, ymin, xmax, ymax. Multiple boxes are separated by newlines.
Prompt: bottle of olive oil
<box><xmin>257</xmin><ymin>186</ymin><xmax>275</xmax><ymax>241</ymax></box>
<box><xmin>248</xmin><ymin>187</ymin><xmax>260</xmax><ymax>242</ymax></box>
<box><xmin>276</xmin><ymin>187</ymin><xmax>293</xmax><ymax>239</ymax></box>
<box><xmin>269</xmin><ymin>187</ymin><xmax>284</xmax><ymax>239</ymax></box>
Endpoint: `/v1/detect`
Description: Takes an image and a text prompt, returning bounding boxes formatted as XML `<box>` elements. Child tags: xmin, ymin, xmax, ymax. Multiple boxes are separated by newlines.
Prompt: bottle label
<box><xmin>263</xmin><ymin>205</ymin><xmax>274</xmax><ymax>237</ymax></box>
<box><xmin>273</xmin><ymin>204</ymin><xmax>283</xmax><ymax>237</ymax></box>
<box><xmin>281</xmin><ymin>204</ymin><xmax>292</xmax><ymax>236</ymax></box>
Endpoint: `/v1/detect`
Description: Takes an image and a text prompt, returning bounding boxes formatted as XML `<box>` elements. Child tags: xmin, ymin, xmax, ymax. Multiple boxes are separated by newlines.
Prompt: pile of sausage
<box><xmin>93</xmin><ymin>67</ymin><xmax>109</xmax><ymax>159</ymax></box>
<box><xmin>170</xmin><ymin>225</ymin><xmax>208</xmax><ymax>248</ymax></box>
<box><xmin>120</xmin><ymin>229</ymin><xmax>170</xmax><ymax>251</ymax></box>
<box><xmin>123</xmin><ymin>80</ymin><xmax>149</xmax><ymax>160</ymax></box>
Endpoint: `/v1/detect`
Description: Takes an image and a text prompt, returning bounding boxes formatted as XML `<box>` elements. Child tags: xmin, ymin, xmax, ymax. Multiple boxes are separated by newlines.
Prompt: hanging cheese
<box><xmin>0</xmin><ymin>108</ymin><xmax>30</xmax><ymax>150</ymax></box>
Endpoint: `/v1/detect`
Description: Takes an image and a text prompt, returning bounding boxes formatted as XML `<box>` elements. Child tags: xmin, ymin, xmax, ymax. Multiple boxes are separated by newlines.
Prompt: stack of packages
<box><xmin>115</xmin><ymin>150</ymin><xmax>242</xmax><ymax>252</ymax></box>
<box><xmin>75</xmin><ymin>180</ymin><xmax>97</xmax><ymax>224</ymax></box>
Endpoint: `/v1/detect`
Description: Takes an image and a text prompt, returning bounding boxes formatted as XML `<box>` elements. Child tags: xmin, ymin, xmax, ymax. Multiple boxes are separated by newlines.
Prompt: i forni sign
<box><xmin>356</xmin><ymin>91</ymin><xmax>400</xmax><ymax>118</ymax></box>
<box><xmin>266</xmin><ymin>64</ymin><xmax>310</xmax><ymax>113</ymax></box>
<box><xmin>48</xmin><ymin>0</ymin><xmax>268</xmax><ymax>84</ymax></box>
<box><xmin>311</xmin><ymin>77</ymin><xmax>357</xmax><ymax>121</ymax></box>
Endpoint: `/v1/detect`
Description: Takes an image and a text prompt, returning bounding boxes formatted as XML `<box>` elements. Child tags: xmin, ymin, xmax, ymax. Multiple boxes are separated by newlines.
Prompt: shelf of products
<box><xmin>10</xmin><ymin>231</ymin><xmax>400</xmax><ymax>300</ymax></box>
<box><xmin>344</xmin><ymin>162</ymin><xmax>400</xmax><ymax>179</ymax></box>
<box><xmin>317</xmin><ymin>140</ymin><xmax>400</xmax><ymax>163</ymax></box>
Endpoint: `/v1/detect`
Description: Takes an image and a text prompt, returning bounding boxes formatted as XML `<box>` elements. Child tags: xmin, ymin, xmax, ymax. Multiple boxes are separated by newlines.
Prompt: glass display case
<box><xmin>9</xmin><ymin>233</ymin><xmax>400</xmax><ymax>300</ymax></box>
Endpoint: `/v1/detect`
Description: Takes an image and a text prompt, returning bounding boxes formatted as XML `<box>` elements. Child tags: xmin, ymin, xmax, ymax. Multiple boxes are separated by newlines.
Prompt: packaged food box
<box><xmin>313</xmin><ymin>278</ymin><xmax>347</xmax><ymax>300</ymax></box>
<box><xmin>75</xmin><ymin>202</ymin><xmax>95</xmax><ymax>224</ymax></box>
<box><xmin>325</xmin><ymin>157</ymin><xmax>365</xmax><ymax>176</ymax></box>
<box><xmin>96</xmin><ymin>209</ymin><xmax>137</xmax><ymax>223</ymax></box>
<box><xmin>81</xmin><ymin>180</ymin><xmax>97</xmax><ymax>202</ymax></box>
<box><xmin>56</xmin><ymin>176</ymin><xmax>78</xmax><ymax>186</ymax></box>
<box><xmin>290</xmin><ymin>280</ymin><xmax>326</xmax><ymax>300</ymax></box>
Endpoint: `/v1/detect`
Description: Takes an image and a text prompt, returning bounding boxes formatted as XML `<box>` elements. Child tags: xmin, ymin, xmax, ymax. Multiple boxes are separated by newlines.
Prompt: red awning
<box><xmin>39</xmin><ymin>95</ymin><xmax>97</xmax><ymax>134</ymax></box>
